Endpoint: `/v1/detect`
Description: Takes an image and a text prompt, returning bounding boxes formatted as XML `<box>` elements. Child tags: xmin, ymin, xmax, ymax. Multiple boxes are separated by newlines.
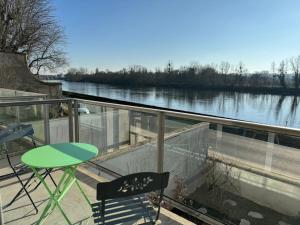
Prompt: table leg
<box><xmin>68</xmin><ymin>165</ymin><xmax>91</xmax><ymax>205</ymax></box>
<box><xmin>30</xmin><ymin>166</ymin><xmax>92</xmax><ymax>225</ymax></box>
<box><xmin>31</xmin><ymin>167</ymin><xmax>72</xmax><ymax>225</ymax></box>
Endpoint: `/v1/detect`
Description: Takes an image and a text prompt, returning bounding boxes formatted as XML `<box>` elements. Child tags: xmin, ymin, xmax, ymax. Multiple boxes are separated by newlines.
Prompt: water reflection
<box><xmin>62</xmin><ymin>81</ymin><xmax>300</xmax><ymax>128</ymax></box>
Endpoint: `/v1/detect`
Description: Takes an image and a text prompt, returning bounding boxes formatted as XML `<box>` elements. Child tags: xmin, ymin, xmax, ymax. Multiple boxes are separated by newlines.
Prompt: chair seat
<box><xmin>91</xmin><ymin>195</ymin><xmax>157</xmax><ymax>225</ymax></box>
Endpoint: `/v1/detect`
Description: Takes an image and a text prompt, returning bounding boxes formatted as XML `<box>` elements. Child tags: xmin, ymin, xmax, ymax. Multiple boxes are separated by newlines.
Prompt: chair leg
<box><xmin>31</xmin><ymin>137</ymin><xmax>37</xmax><ymax>148</ymax></box>
<box><xmin>5</xmin><ymin>154</ymin><xmax>38</xmax><ymax>214</ymax></box>
<box><xmin>155</xmin><ymin>191</ymin><xmax>164</xmax><ymax>222</ymax></box>
<box><xmin>33</xmin><ymin>169</ymin><xmax>57</xmax><ymax>191</ymax></box>
<box><xmin>4</xmin><ymin>172</ymin><xmax>35</xmax><ymax>208</ymax></box>
<box><xmin>48</xmin><ymin>171</ymin><xmax>58</xmax><ymax>187</ymax></box>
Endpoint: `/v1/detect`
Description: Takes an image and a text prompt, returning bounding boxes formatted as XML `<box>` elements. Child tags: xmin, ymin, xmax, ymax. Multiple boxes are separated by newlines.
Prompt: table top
<box><xmin>21</xmin><ymin>143</ymin><xmax>98</xmax><ymax>168</ymax></box>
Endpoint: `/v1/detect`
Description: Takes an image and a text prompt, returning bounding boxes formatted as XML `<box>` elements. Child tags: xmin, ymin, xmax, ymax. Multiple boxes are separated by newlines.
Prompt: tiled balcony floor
<box><xmin>0</xmin><ymin>156</ymin><xmax>195</xmax><ymax>225</ymax></box>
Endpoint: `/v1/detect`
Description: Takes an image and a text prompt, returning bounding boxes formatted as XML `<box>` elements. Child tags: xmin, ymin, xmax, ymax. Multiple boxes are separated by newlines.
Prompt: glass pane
<box><xmin>0</xmin><ymin>104</ymin><xmax>45</xmax><ymax>158</ymax></box>
<box><xmin>49</xmin><ymin>102</ymin><xmax>70</xmax><ymax>144</ymax></box>
<box><xmin>77</xmin><ymin>102</ymin><xmax>158</xmax><ymax>175</ymax></box>
<box><xmin>163</xmin><ymin>117</ymin><xmax>300</xmax><ymax>225</ymax></box>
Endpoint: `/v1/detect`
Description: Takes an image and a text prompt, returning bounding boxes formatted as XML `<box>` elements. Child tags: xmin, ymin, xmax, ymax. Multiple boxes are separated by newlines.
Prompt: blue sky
<box><xmin>53</xmin><ymin>0</ymin><xmax>300</xmax><ymax>72</ymax></box>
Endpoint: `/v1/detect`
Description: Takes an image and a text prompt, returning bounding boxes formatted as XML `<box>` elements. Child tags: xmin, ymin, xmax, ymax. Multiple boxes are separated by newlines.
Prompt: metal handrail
<box><xmin>0</xmin><ymin>99</ymin><xmax>72</xmax><ymax>107</ymax></box>
<box><xmin>76</xmin><ymin>98</ymin><xmax>300</xmax><ymax>137</ymax></box>
<box><xmin>77</xmin><ymin>99</ymin><xmax>160</xmax><ymax>114</ymax></box>
<box><xmin>0</xmin><ymin>95</ymin><xmax>46</xmax><ymax>101</ymax></box>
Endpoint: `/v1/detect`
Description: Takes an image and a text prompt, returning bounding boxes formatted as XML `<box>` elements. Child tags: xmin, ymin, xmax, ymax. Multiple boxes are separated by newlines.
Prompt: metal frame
<box><xmin>0</xmin><ymin>96</ymin><xmax>46</xmax><ymax>101</ymax></box>
<box><xmin>157</xmin><ymin>112</ymin><xmax>165</xmax><ymax>173</ymax></box>
<box><xmin>68</xmin><ymin>100</ymin><xmax>74</xmax><ymax>142</ymax></box>
<box><xmin>73</xmin><ymin>100</ymin><xmax>79</xmax><ymax>142</ymax></box>
<box><xmin>43</xmin><ymin>103</ymin><xmax>50</xmax><ymax>144</ymax></box>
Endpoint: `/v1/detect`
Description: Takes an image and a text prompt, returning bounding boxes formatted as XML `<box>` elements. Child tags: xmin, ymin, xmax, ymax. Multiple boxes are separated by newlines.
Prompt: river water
<box><xmin>61</xmin><ymin>81</ymin><xmax>300</xmax><ymax>128</ymax></box>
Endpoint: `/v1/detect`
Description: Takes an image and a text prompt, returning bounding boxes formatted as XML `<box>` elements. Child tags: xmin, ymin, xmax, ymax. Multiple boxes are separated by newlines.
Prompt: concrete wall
<box><xmin>0</xmin><ymin>52</ymin><xmax>61</xmax><ymax>98</ymax></box>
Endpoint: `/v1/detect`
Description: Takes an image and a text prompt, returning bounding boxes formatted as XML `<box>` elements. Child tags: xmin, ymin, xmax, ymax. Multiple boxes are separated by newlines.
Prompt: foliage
<box><xmin>64</xmin><ymin>62</ymin><xmax>281</xmax><ymax>89</ymax></box>
<box><xmin>0</xmin><ymin>0</ymin><xmax>67</xmax><ymax>74</ymax></box>
<box><xmin>64</xmin><ymin>55</ymin><xmax>300</xmax><ymax>91</ymax></box>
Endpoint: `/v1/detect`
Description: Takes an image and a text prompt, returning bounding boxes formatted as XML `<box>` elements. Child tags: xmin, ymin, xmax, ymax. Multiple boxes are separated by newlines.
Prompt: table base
<box><xmin>31</xmin><ymin>165</ymin><xmax>91</xmax><ymax>225</ymax></box>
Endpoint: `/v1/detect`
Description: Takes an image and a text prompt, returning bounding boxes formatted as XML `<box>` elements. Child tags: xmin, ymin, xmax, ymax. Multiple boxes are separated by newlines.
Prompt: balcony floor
<box><xmin>0</xmin><ymin>156</ymin><xmax>195</xmax><ymax>225</ymax></box>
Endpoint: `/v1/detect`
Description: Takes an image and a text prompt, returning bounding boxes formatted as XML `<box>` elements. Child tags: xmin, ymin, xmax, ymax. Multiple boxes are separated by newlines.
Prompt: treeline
<box><xmin>64</xmin><ymin>57</ymin><xmax>300</xmax><ymax>92</ymax></box>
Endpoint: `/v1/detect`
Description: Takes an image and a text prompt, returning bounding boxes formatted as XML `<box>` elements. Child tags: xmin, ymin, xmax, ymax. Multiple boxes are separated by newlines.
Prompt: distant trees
<box><xmin>128</xmin><ymin>65</ymin><xmax>147</xmax><ymax>74</ymax></box>
<box><xmin>236</xmin><ymin>61</ymin><xmax>247</xmax><ymax>76</ymax></box>
<box><xmin>64</xmin><ymin>57</ymin><xmax>300</xmax><ymax>92</ymax></box>
<box><xmin>290</xmin><ymin>56</ymin><xmax>300</xmax><ymax>89</ymax></box>
<box><xmin>271</xmin><ymin>62</ymin><xmax>277</xmax><ymax>79</ymax></box>
<box><xmin>219</xmin><ymin>61</ymin><xmax>231</xmax><ymax>75</ymax></box>
<box><xmin>277</xmin><ymin>60</ymin><xmax>288</xmax><ymax>88</ymax></box>
<box><xmin>165</xmin><ymin>61</ymin><xmax>174</xmax><ymax>74</ymax></box>
<box><xmin>0</xmin><ymin>0</ymin><xmax>67</xmax><ymax>74</ymax></box>
<box><xmin>67</xmin><ymin>67</ymin><xmax>88</xmax><ymax>75</ymax></box>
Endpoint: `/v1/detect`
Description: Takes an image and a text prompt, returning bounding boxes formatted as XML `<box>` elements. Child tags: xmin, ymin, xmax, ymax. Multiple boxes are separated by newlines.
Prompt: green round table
<box><xmin>21</xmin><ymin>142</ymin><xmax>98</xmax><ymax>225</ymax></box>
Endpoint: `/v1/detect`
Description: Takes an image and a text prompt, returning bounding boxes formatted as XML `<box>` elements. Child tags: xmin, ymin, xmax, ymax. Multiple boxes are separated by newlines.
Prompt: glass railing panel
<box><xmin>49</xmin><ymin>102</ymin><xmax>70</xmax><ymax>144</ymax></box>
<box><xmin>162</xmin><ymin>115</ymin><xmax>300</xmax><ymax>225</ymax></box>
<box><xmin>162</xmin><ymin>115</ymin><xmax>208</xmax><ymax>202</ymax></box>
<box><xmin>77</xmin><ymin>101</ymin><xmax>159</xmax><ymax>175</ymax></box>
<box><xmin>0</xmin><ymin>104</ymin><xmax>45</xmax><ymax>159</ymax></box>
<box><xmin>19</xmin><ymin>104</ymin><xmax>45</xmax><ymax>144</ymax></box>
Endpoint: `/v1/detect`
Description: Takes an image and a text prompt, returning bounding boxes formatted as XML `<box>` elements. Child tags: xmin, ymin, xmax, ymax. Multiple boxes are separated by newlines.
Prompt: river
<box><xmin>60</xmin><ymin>81</ymin><xmax>300</xmax><ymax>128</ymax></box>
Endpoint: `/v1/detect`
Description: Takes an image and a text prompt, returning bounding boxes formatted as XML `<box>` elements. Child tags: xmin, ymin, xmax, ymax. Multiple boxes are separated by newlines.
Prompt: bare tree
<box><xmin>165</xmin><ymin>60</ymin><xmax>174</xmax><ymax>74</ymax></box>
<box><xmin>270</xmin><ymin>61</ymin><xmax>277</xmax><ymax>87</ymax></box>
<box><xmin>0</xmin><ymin>0</ymin><xmax>67</xmax><ymax>74</ymax></box>
<box><xmin>236</xmin><ymin>61</ymin><xmax>247</xmax><ymax>76</ymax></box>
<box><xmin>290</xmin><ymin>56</ymin><xmax>300</xmax><ymax>89</ymax></box>
<box><xmin>67</xmin><ymin>68</ymin><xmax>79</xmax><ymax>75</ymax></box>
<box><xmin>271</xmin><ymin>62</ymin><xmax>276</xmax><ymax>75</ymax></box>
<box><xmin>277</xmin><ymin>60</ymin><xmax>288</xmax><ymax>88</ymax></box>
<box><xmin>219</xmin><ymin>61</ymin><xmax>230</xmax><ymax>75</ymax></box>
<box><xmin>232</xmin><ymin>61</ymin><xmax>247</xmax><ymax>86</ymax></box>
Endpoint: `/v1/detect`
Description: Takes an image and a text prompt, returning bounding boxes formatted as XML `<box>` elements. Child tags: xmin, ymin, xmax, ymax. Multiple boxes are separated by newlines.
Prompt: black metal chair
<box><xmin>91</xmin><ymin>172</ymin><xmax>170</xmax><ymax>225</ymax></box>
<box><xmin>0</xmin><ymin>123</ymin><xmax>57</xmax><ymax>213</ymax></box>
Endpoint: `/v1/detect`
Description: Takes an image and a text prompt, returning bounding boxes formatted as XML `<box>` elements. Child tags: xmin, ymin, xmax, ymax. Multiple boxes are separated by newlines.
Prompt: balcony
<box><xmin>0</xmin><ymin>96</ymin><xmax>300</xmax><ymax>225</ymax></box>
<box><xmin>0</xmin><ymin>154</ymin><xmax>192</xmax><ymax>225</ymax></box>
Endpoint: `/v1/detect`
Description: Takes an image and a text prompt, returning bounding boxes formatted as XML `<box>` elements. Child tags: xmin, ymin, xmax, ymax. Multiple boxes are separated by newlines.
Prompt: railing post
<box><xmin>68</xmin><ymin>100</ymin><xmax>74</xmax><ymax>142</ymax></box>
<box><xmin>43</xmin><ymin>103</ymin><xmax>50</xmax><ymax>144</ymax></box>
<box><xmin>74</xmin><ymin>99</ymin><xmax>79</xmax><ymax>142</ymax></box>
<box><xmin>16</xmin><ymin>106</ymin><xmax>20</xmax><ymax>124</ymax></box>
<box><xmin>157</xmin><ymin>111</ymin><xmax>165</xmax><ymax>173</ymax></box>
<box><xmin>265</xmin><ymin>132</ymin><xmax>275</xmax><ymax>171</ymax></box>
<box><xmin>113</xmin><ymin>108</ymin><xmax>119</xmax><ymax>149</ymax></box>
<box><xmin>216</xmin><ymin>124</ymin><xmax>223</xmax><ymax>151</ymax></box>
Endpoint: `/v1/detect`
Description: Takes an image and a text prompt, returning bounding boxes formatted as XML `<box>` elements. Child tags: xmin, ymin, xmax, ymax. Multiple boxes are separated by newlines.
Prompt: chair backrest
<box><xmin>0</xmin><ymin>124</ymin><xmax>34</xmax><ymax>144</ymax></box>
<box><xmin>97</xmin><ymin>172</ymin><xmax>170</xmax><ymax>200</ymax></box>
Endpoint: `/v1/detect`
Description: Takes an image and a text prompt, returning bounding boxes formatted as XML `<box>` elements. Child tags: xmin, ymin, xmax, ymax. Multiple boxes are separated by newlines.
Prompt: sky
<box><xmin>52</xmin><ymin>0</ymin><xmax>300</xmax><ymax>73</ymax></box>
